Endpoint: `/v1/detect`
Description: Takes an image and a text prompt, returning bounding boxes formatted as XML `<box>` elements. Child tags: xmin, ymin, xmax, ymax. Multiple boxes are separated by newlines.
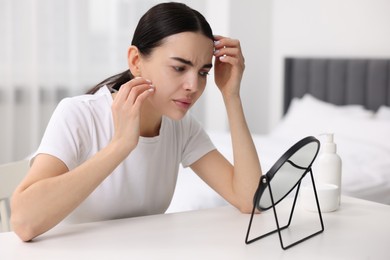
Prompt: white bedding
<box><xmin>167</xmin><ymin>95</ymin><xmax>390</xmax><ymax>213</ymax></box>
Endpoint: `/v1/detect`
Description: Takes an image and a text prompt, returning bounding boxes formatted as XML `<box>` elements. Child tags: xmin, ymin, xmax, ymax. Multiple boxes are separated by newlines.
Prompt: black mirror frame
<box><xmin>256</xmin><ymin>136</ymin><xmax>320</xmax><ymax>210</ymax></box>
<box><xmin>245</xmin><ymin>136</ymin><xmax>324</xmax><ymax>250</ymax></box>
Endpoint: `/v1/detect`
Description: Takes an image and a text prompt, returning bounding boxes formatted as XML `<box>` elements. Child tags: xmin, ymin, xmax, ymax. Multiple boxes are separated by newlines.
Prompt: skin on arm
<box><xmin>191</xmin><ymin>36</ymin><xmax>262</xmax><ymax>213</ymax></box>
<box><xmin>10</xmin><ymin>79</ymin><xmax>154</xmax><ymax>242</ymax></box>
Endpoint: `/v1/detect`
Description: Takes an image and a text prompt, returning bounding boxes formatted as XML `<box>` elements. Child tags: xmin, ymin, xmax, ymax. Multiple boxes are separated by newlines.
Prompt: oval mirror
<box><xmin>255</xmin><ymin>136</ymin><xmax>320</xmax><ymax>210</ymax></box>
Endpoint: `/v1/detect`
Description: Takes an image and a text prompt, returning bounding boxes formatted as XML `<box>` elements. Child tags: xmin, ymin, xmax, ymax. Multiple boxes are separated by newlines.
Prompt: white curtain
<box><xmin>0</xmin><ymin>0</ymin><xmax>229</xmax><ymax>164</ymax></box>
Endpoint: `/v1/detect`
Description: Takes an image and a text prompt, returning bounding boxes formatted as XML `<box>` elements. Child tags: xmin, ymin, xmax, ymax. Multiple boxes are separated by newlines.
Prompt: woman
<box><xmin>11</xmin><ymin>2</ymin><xmax>262</xmax><ymax>241</ymax></box>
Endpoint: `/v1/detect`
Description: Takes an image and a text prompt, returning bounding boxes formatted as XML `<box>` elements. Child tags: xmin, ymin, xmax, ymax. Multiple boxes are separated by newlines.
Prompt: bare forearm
<box><xmin>11</xmin><ymin>141</ymin><xmax>127</xmax><ymax>241</ymax></box>
<box><xmin>224</xmin><ymin>95</ymin><xmax>262</xmax><ymax>211</ymax></box>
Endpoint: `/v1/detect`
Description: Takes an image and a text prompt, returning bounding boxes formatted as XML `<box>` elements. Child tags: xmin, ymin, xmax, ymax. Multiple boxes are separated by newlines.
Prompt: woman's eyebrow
<box><xmin>170</xmin><ymin>57</ymin><xmax>213</xmax><ymax>69</ymax></box>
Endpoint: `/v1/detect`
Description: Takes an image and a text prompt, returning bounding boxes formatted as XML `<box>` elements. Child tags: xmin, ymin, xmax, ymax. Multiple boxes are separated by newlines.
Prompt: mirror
<box><xmin>246</xmin><ymin>136</ymin><xmax>324</xmax><ymax>250</ymax></box>
<box><xmin>255</xmin><ymin>136</ymin><xmax>320</xmax><ymax>210</ymax></box>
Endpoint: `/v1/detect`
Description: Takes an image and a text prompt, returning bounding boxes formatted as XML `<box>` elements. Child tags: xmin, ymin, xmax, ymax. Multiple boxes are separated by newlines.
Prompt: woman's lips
<box><xmin>173</xmin><ymin>99</ymin><xmax>192</xmax><ymax>109</ymax></box>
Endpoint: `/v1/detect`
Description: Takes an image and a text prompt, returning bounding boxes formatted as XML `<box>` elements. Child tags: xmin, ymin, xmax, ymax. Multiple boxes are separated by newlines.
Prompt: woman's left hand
<box><xmin>213</xmin><ymin>35</ymin><xmax>245</xmax><ymax>98</ymax></box>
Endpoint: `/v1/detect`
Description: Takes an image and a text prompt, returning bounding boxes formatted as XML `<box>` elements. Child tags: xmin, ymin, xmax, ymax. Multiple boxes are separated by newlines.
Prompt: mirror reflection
<box><xmin>257</xmin><ymin>138</ymin><xmax>319</xmax><ymax>210</ymax></box>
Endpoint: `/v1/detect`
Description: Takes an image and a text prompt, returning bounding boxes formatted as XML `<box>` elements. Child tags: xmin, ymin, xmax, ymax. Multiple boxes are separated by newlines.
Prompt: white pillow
<box><xmin>273</xmin><ymin>94</ymin><xmax>373</xmax><ymax>135</ymax></box>
<box><xmin>376</xmin><ymin>106</ymin><xmax>390</xmax><ymax>120</ymax></box>
<box><xmin>272</xmin><ymin>94</ymin><xmax>390</xmax><ymax>150</ymax></box>
<box><xmin>293</xmin><ymin>94</ymin><xmax>374</xmax><ymax>119</ymax></box>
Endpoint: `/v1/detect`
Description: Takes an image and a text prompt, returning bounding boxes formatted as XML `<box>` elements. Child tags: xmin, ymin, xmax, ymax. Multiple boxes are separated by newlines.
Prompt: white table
<box><xmin>0</xmin><ymin>196</ymin><xmax>389</xmax><ymax>259</ymax></box>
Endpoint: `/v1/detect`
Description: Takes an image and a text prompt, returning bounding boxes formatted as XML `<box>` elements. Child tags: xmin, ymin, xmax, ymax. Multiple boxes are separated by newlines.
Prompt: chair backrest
<box><xmin>0</xmin><ymin>159</ymin><xmax>29</xmax><ymax>232</ymax></box>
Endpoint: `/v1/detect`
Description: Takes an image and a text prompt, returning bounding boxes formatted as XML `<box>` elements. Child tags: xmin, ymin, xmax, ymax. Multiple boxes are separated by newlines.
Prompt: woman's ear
<box><xmin>127</xmin><ymin>45</ymin><xmax>142</xmax><ymax>77</ymax></box>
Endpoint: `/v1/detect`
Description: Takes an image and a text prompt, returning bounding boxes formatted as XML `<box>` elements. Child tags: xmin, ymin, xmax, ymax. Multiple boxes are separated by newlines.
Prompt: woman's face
<box><xmin>138</xmin><ymin>32</ymin><xmax>214</xmax><ymax>120</ymax></box>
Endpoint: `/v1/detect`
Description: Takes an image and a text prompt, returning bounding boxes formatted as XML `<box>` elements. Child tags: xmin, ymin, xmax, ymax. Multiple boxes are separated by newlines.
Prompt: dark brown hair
<box><xmin>86</xmin><ymin>2</ymin><xmax>213</xmax><ymax>94</ymax></box>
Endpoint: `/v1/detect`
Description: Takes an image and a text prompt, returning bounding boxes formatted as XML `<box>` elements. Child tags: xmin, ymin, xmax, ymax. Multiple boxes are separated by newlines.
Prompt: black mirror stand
<box><xmin>245</xmin><ymin>168</ymin><xmax>324</xmax><ymax>250</ymax></box>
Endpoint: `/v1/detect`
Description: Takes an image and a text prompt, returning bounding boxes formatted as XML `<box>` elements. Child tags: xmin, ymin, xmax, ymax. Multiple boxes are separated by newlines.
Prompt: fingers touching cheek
<box><xmin>114</xmin><ymin>77</ymin><xmax>155</xmax><ymax>107</ymax></box>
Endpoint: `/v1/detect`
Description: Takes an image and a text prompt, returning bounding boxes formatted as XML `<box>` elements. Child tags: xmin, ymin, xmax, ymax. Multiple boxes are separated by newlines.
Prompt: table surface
<box><xmin>1</xmin><ymin>196</ymin><xmax>389</xmax><ymax>260</ymax></box>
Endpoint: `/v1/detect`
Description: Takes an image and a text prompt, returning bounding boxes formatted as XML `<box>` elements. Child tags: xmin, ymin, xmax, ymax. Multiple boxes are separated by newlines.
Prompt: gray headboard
<box><xmin>284</xmin><ymin>57</ymin><xmax>390</xmax><ymax>114</ymax></box>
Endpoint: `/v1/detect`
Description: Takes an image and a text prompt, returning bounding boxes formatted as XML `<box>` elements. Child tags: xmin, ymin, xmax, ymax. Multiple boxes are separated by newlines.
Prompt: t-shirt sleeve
<box><xmin>181</xmin><ymin>115</ymin><xmax>216</xmax><ymax>168</ymax></box>
<box><xmin>32</xmin><ymin>98</ymin><xmax>92</xmax><ymax>170</ymax></box>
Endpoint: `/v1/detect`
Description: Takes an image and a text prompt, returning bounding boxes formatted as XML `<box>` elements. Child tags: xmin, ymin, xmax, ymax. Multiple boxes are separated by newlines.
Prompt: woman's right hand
<box><xmin>111</xmin><ymin>77</ymin><xmax>154</xmax><ymax>154</ymax></box>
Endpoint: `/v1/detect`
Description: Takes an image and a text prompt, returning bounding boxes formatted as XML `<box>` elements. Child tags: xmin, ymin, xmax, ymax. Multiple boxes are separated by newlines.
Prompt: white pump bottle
<box><xmin>316</xmin><ymin>133</ymin><xmax>342</xmax><ymax>205</ymax></box>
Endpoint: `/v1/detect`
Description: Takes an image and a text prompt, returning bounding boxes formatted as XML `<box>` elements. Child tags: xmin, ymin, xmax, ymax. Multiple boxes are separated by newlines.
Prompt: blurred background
<box><xmin>1</xmin><ymin>0</ymin><xmax>390</xmax><ymax>164</ymax></box>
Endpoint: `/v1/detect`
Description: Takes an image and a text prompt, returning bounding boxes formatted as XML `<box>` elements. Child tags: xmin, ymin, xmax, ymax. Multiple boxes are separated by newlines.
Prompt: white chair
<box><xmin>0</xmin><ymin>160</ymin><xmax>29</xmax><ymax>232</ymax></box>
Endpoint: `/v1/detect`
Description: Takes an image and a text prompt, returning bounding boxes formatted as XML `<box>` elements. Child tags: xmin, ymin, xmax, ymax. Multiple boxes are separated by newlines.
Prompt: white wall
<box><xmin>269</xmin><ymin>0</ymin><xmax>390</xmax><ymax>130</ymax></box>
<box><xmin>192</xmin><ymin>0</ymin><xmax>272</xmax><ymax>135</ymax></box>
<box><xmin>229</xmin><ymin>0</ymin><xmax>272</xmax><ymax>134</ymax></box>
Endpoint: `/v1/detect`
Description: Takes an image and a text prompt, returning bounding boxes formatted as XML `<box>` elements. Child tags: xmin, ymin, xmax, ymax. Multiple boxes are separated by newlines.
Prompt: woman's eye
<box><xmin>199</xmin><ymin>71</ymin><xmax>210</xmax><ymax>77</ymax></box>
<box><xmin>173</xmin><ymin>66</ymin><xmax>185</xmax><ymax>72</ymax></box>
<box><xmin>172</xmin><ymin>66</ymin><xmax>209</xmax><ymax>77</ymax></box>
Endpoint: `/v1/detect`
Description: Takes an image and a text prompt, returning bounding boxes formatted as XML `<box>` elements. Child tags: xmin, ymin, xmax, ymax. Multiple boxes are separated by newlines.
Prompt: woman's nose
<box><xmin>183</xmin><ymin>75</ymin><xmax>199</xmax><ymax>92</ymax></box>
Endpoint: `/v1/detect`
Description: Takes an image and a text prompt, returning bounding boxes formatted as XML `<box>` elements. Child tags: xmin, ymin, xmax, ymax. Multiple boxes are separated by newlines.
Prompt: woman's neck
<box><xmin>111</xmin><ymin>91</ymin><xmax>162</xmax><ymax>137</ymax></box>
<box><xmin>140</xmin><ymin>101</ymin><xmax>162</xmax><ymax>137</ymax></box>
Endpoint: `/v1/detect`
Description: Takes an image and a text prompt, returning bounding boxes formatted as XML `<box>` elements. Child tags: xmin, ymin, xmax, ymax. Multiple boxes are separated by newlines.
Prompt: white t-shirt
<box><xmin>34</xmin><ymin>86</ymin><xmax>215</xmax><ymax>224</ymax></box>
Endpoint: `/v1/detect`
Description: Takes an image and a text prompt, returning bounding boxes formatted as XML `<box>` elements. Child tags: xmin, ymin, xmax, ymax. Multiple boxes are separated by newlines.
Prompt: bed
<box><xmin>167</xmin><ymin>57</ymin><xmax>390</xmax><ymax>213</ymax></box>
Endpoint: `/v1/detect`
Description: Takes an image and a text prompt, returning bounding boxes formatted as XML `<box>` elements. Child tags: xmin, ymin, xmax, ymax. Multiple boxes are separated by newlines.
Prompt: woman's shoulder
<box><xmin>55</xmin><ymin>87</ymin><xmax>112</xmax><ymax>117</ymax></box>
